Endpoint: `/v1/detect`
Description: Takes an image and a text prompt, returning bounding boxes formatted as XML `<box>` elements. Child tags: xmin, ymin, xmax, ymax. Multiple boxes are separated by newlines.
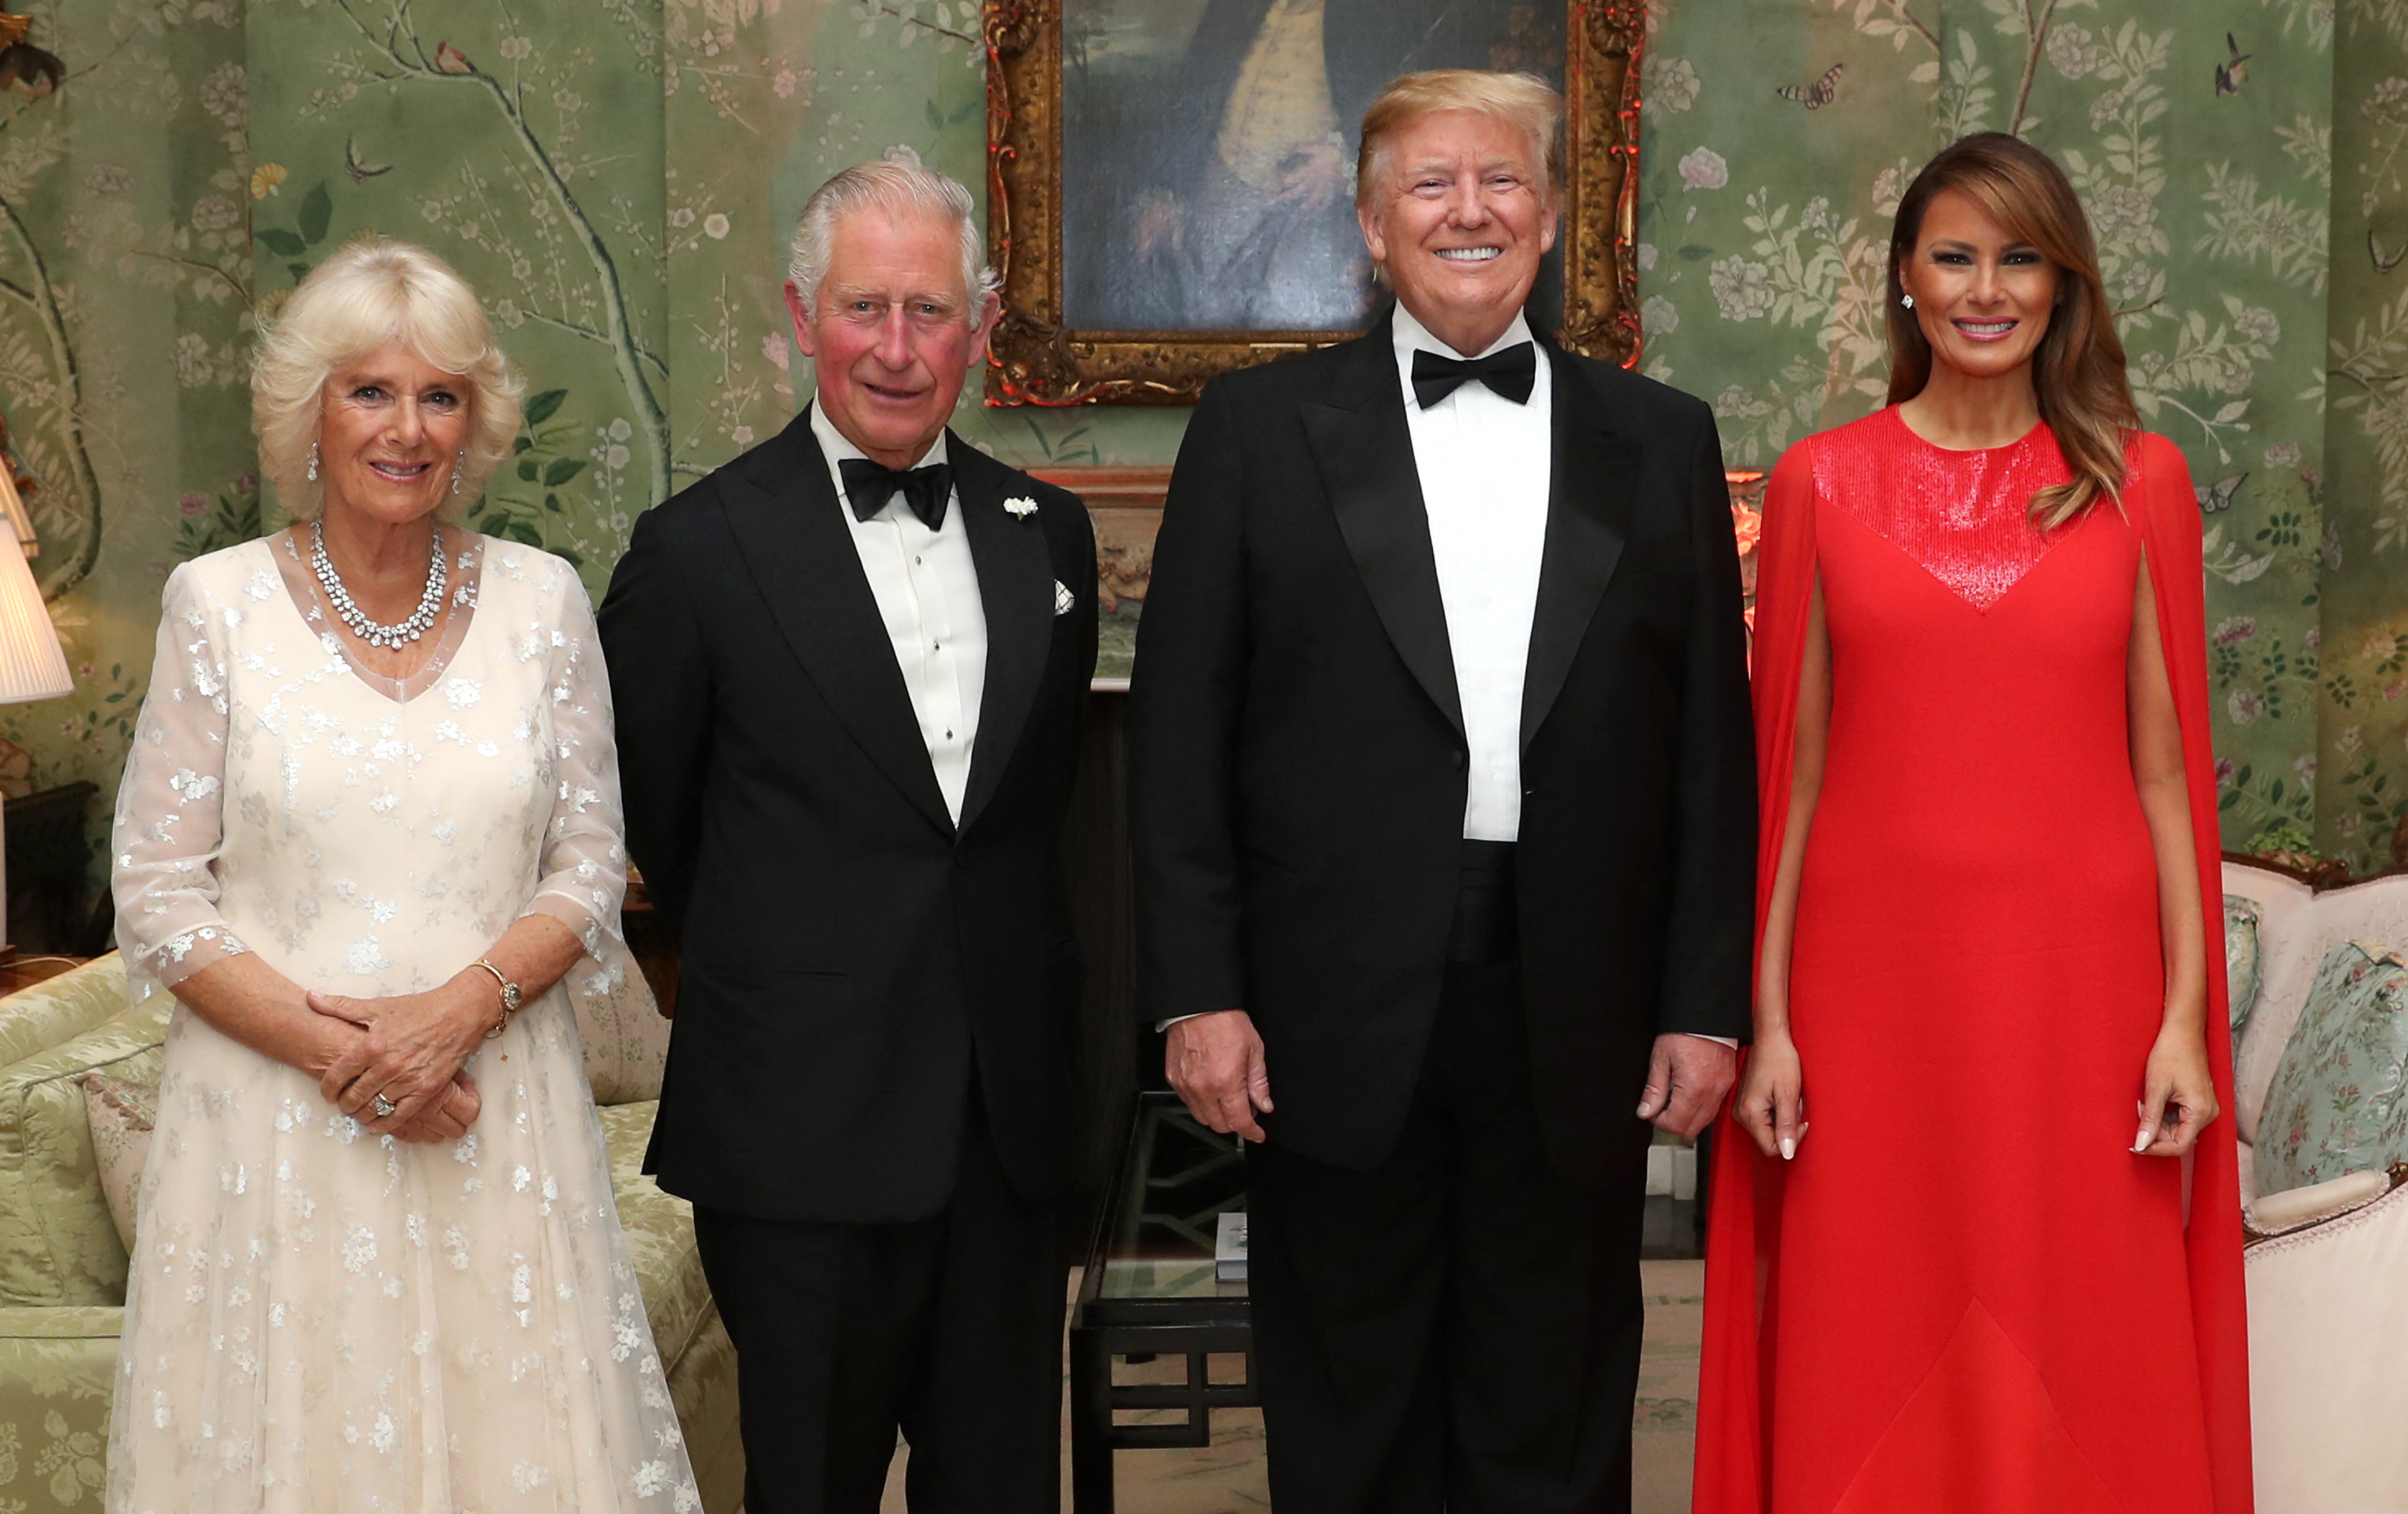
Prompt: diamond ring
<box><xmin>371</xmin><ymin>1094</ymin><xmax>398</xmax><ymax>1119</ymax></box>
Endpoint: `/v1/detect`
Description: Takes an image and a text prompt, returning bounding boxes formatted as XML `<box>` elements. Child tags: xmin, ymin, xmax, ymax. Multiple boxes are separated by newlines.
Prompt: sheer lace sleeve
<box><xmin>524</xmin><ymin>568</ymin><xmax>630</xmax><ymax>956</ymax></box>
<box><xmin>112</xmin><ymin>562</ymin><xmax>248</xmax><ymax>988</ymax></box>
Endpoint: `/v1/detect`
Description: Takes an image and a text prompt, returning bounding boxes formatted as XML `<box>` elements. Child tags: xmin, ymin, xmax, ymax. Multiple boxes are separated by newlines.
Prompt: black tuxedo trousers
<box><xmin>1248</xmin><ymin>853</ymin><xmax>1651</xmax><ymax>1512</ymax></box>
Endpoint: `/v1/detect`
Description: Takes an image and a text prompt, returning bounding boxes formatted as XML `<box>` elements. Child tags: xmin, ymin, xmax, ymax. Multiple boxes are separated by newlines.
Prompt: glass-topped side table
<box><xmin>1069</xmin><ymin>1091</ymin><xmax>1256</xmax><ymax>1513</ymax></box>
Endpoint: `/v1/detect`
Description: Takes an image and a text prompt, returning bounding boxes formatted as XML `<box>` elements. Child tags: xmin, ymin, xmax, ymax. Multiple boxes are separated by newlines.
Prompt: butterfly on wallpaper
<box><xmin>2373</xmin><ymin>229</ymin><xmax>2407</xmax><ymax>275</ymax></box>
<box><xmin>2196</xmin><ymin>473</ymin><xmax>2248</xmax><ymax>514</ymax></box>
<box><xmin>1776</xmin><ymin>63</ymin><xmax>1843</xmax><ymax>110</ymax></box>
<box><xmin>2215</xmin><ymin>34</ymin><xmax>2251</xmax><ymax>97</ymax></box>
<box><xmin>344</xmin><ymin>135</ymin><xmax>392</xmax><ymax>183</ymax></box>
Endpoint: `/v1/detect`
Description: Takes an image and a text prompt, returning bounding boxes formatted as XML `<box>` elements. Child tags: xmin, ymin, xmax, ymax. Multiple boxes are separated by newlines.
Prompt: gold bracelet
<box><xmin>471</xmin><ymin>959</ymin><xmax>522</xmax><ymax>1040</ymax></box>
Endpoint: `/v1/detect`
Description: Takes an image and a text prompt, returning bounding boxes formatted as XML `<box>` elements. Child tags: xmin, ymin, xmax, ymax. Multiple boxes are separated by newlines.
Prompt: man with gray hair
<box><xmin>599</xmin><ymin>154</ymin><xmax>1098</xmax><ymax>1512</ymax></box>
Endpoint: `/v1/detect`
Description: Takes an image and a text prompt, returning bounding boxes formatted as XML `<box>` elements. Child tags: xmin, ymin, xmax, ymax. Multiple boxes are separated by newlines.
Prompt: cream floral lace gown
<box><xmin>107</xmin><ymin>531</ymin><xmax>700</xmax><ymax>1514</ymax></box>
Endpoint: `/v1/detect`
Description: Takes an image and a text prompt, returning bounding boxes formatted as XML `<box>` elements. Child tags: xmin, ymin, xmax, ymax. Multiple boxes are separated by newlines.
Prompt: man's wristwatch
<box><xmin>471</xmin><ymin>959</ymin><xmax>522</xmax><ymax>1040</ymax></box>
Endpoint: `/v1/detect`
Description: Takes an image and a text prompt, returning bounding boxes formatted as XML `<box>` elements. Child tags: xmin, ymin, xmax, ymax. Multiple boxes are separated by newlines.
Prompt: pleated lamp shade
<box><xmin>0</xmin><ymin>490</ymin><xmax>69</xmax><ymax>705</ymax></box>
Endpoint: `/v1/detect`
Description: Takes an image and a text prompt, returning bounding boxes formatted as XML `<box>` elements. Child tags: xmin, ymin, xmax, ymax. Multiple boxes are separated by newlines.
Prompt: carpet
<box><xmin>877</xmin><ymin>1259</ymin><xmax>1707</xmax><ymax>1512</ymax></box>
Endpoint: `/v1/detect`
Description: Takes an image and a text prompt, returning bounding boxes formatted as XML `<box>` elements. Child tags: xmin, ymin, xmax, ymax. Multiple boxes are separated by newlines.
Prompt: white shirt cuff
<box><xmin>1681</xmin><ymin>1033</ymin><xmax>1740</xmax><ymax>1048</ymax></box>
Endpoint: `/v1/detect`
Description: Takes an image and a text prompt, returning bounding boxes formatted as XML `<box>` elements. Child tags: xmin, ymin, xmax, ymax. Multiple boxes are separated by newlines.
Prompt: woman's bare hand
<box><xmin>390</xmin><ymin>1071</ymin><xmax>482</xmax><ymax>1144</ymax></box>
<box><xmin>2134</xmin><ymin>1025</ymin><xmax>2219</xmax><ymax>1157</ymax></box>
<box><xmin>310</xmin><ymin>974</ymin><xmax>500</xmax><ymax>1135</ymax></box>
<box><xmin>1733</xmin><ymin>1029</ymin><xmax>1808</xmax><ymax>1162</ymax></box>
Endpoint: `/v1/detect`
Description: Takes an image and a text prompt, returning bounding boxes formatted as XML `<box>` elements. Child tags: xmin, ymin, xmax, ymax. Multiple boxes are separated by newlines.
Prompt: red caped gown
<box><xmin>1692</xmin><ymin>408</ymin><xmax>2252</xmax><ymax>1514</ymax></box>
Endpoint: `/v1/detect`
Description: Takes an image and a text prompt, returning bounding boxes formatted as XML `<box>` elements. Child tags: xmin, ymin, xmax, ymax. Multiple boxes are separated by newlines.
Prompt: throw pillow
<box><xmin>2225</xmin><ymin>894</ymin><xmax>2264</xmax><ymax>1049</ymax></box>
<box><xmin>77</xmin><ymin>1064</ymin><xmax>158</xmax><ymax>1251</ymax></box>
<box><xmin>2256</xmin><ymin>942</ymin><xmax>2408</xmax><ymax>1196</ymax></box>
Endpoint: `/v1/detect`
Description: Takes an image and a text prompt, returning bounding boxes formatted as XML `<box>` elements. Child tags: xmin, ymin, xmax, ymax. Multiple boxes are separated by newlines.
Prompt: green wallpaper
<box><xmin>1641</xmin><ymin>0</ymin><xmax>2346</xmax><ymax>861</ymax></box>
<box><xmin>0</xmin><ymin>0</ymin><xmax>2402</xmax><ymax>877</ymax></box>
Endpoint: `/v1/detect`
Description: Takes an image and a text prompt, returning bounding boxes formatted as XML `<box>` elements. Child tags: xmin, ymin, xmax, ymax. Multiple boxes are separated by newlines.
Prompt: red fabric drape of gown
<box><xmin>1691</xmin><ymin>408</ymin><xmax>2252</xmax><ymax>1514</ymax></box>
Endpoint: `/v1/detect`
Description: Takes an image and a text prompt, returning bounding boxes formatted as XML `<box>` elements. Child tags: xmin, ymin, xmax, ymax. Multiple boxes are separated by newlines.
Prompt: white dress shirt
<box><xmin>811</xmin><ymin>402</ymin><xmax>987</xmax><ymax>825</ymax></box>
<box><xmin>1394</xmin><ymin>312</ymin><xmax>1738</xmax><ymax>1055</ymax></box>
<box><xmin>1394</xmin><ymin>303</ymin><xmax>1551</xmax><ymax>844</ymax></box>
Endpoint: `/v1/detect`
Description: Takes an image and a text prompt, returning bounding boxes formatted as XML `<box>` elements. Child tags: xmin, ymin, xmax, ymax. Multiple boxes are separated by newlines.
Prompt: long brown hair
<box><xmin>1886</xmin><ymin>132</ymin><xmax>2137</xmax><ymax>529</ymax></box>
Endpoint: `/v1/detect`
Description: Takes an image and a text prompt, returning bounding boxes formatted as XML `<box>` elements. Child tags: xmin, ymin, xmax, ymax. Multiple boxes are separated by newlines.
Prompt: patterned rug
<box><xmin>876</xmin><ymin>1260</ymin><xmax>1707</xmax><ymax>1512</ymax></box>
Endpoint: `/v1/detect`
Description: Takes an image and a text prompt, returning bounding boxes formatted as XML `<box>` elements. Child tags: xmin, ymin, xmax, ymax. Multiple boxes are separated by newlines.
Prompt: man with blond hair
<box><xmin>600</xmin><ymin>156</ymin><xmax>1098</xmax><ymax>1512</ymax></box>
<box><xmin>1131</xmin><ymin>72</ymin><xmax>1754</xmax><ymax>1509</ymax></box>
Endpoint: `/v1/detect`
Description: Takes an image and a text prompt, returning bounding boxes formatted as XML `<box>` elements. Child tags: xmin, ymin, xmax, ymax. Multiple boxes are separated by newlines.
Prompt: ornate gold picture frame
<box><xmin>983</xmin><ymin>1</ymin><xmax>1644</xmax><ymax>406</ymax></box>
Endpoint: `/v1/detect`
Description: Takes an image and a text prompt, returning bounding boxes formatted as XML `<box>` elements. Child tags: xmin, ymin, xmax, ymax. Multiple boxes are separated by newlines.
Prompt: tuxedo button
<box><xmin>1450</xmin><ymin>750</ymin><xmax>1466</xmax><ymax>770</ymax></box>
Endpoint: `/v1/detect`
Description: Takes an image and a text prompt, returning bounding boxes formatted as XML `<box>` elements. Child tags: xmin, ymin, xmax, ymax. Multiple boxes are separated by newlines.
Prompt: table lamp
<box><xmin>0</xmin><ymin>463</ymin><xmax>74</xmax><ymax>953</ymax></box>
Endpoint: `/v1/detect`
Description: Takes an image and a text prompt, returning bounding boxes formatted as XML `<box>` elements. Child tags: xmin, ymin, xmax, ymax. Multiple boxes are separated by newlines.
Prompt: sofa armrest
<box><xmin>2246</xmin><ymin>1163</ymin><xmax>2408</xmax><ymax>1245</ymax></box>
<box><xmin>0</xmin><ymin>1305</ymin><xmax>120</xmax><ymax>1509</ymax></box>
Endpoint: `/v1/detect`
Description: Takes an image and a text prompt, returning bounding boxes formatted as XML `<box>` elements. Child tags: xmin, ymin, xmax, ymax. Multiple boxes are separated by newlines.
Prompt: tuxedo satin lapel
<box><xmin>1304</xmin><ymin>333</ymin><xmax>1465</xmax><ymax>735</ymax></box>
<box><xmin>955</xmin><ymin>441</ymin><xmax>1052</xmax><ymax>830</ymax></box>
<box><xmin>1521</xmin><ymin>354</ymin><xmax>1636</xmax><ymax>753</ymax></box>
<box><xmin>720</xmin><ymin>416</ymin><xmax>955</xmax><ymax>836</ymax></box>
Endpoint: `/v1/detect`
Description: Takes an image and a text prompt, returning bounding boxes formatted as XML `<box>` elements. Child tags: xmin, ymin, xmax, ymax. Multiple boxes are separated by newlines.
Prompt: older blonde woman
<box><xmin>107</xmin><ymin>239</ymin><xmax>699</xmax><ymax>1514</ymax></box>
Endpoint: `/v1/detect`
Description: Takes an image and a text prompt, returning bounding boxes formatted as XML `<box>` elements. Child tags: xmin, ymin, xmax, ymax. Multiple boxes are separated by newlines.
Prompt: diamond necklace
<box><xmin>311</xmin><ymin>521</ymin><xmax>447</xmax><ymax>649</ymax></box>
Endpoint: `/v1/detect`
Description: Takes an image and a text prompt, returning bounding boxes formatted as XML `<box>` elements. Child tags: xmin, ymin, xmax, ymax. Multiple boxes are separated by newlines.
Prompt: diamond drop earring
<box><xmin>450</xmin><ymin>449</ymin><xmax>464</xmax><ymax>496</ymax></box>
<box><xmin>1900</xmin><ymin>293</ymin><xmax>1915</xmax><ymax>310</ymax></box>
<box><xmin>306</xmin><ymin>442</ymin><xmax>320</xmax><ymax>482</ymax></box>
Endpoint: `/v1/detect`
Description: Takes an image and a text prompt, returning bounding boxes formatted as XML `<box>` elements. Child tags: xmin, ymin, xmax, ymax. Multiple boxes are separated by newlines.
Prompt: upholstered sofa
<box><xmin>0</xmin><ymin>953</ymin><xmax>743</xmax><ymax>1513</ymax></box>
<box><xmin>2223</xmin><ymin>860</ymin><xmax>2408</xmax><ymax>1511</ymax></box>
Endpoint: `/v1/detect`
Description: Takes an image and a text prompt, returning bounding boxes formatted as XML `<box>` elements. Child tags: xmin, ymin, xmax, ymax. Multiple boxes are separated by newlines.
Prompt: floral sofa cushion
<box><xmin>74</xmin><ymin>1061</ymin><xmax>159</xmax><ymax>1253</ymax></box>
<box><xmin>2225</xmin><ymin>895</ymin><xmax>2264</xmax><ymax>1048</ymax></box>
<box><xmin>0</xmin><ymin>968</ymin><xmax>132</xmax><ymax>1083</ymax></box>
<box><xmin>2256</xmin><ymin>942</ymin><xmax>2408</xmax><ymax>1196</ymax></box>
<box><xmin>0</xmin><ymin>979</ymin><xmax>171</xmax><ymax>1309</ymax></box>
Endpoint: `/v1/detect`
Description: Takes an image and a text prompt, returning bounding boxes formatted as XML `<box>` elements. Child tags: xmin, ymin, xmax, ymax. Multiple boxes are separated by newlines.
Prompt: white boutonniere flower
<box><xmin>1004</xmin><ymin>496</ymin><xmax>1039</xmax><ymax>520</ymax></box>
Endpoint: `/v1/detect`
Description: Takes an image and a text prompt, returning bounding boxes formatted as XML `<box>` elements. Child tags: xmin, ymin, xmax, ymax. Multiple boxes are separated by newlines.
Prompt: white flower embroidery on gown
<box><xmin>106</xmin><ymin>532</ymin><xmax>700</xmax><ymax>1514</ymax></box>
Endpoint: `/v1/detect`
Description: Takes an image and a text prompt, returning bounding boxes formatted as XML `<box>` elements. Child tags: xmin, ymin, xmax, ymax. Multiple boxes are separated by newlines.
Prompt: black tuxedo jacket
<box><xmin>598</xmin><ymin>408</ymin><xmax>1099</xmax><ymax>1224</ymax></box>
<box><xmin>1128</xmin><ymin>316</ymin><xmax>1755</xmax><ymax>1185</ymax></box>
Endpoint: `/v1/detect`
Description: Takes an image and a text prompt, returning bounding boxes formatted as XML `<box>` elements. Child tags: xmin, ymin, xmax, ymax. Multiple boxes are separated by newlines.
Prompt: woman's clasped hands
<box><xmin>308</xmin><ymin>968</ymin><xmax>504</xmax><ymax>1142</ymax></box>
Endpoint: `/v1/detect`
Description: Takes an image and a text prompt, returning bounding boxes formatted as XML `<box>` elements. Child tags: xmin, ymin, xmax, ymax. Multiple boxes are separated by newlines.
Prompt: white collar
<box><xmin>1391</xmin><ymin>302</ymin><xmax>1537</xmax><ymax>365</ymax></box>
<box><xmin>809</xmin><ymin>400</ymin><xmax>949</xmax><ymax>474</ymax></box>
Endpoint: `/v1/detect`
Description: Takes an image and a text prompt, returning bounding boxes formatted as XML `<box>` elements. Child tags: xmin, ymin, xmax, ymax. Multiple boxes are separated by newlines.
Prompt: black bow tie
<box><xmin>839</xmin><ymin>457</ymin><xmax>953</xmax><ymax>531</ymax></box>
<box><xmin>1411</xmin><ymin>341</ymin><xmax>1538</xmax><ymax>408</ymax></box>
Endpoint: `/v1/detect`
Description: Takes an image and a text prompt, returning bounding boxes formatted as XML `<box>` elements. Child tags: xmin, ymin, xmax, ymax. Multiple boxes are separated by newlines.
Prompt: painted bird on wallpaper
<box><xmin>2215</xmin><ymin>34</ymin><xmax>2250</xmax><ymax>97</ymax></box>
<box><xmin>434</xmin><ymin>40</ymin><xmax>474</xmax><ymax>75</ymax></box>
<box><xmin>1777</xmin><ymin>62</ymin><xmax>1843</xmax><ymax>109</ymax></box>
<box><xmin>0</xmin><ymin>8</ymin><xmax>64</xmax><ymax>95</ymax></box>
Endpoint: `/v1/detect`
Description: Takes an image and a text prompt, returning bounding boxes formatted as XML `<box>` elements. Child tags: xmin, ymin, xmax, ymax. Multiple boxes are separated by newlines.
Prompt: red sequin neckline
<box><xmin>1814</xmin><ymin>408</ymin><xmax>2071</xmax><ymax>612</ymax></box>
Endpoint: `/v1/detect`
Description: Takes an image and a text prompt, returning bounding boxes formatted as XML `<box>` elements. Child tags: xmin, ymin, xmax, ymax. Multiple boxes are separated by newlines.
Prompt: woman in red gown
<box><xmin>1692</xmin><ymin>133</ymin><xmax>2252</xmax><ymax>1513</ymax></box>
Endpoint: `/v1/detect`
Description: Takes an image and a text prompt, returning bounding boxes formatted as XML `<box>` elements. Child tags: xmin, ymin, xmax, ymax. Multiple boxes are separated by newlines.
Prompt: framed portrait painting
<box><xmin>985</xmin><ymin>0</ymin><xmax>1643</xmax><ymax>405</ymax></box>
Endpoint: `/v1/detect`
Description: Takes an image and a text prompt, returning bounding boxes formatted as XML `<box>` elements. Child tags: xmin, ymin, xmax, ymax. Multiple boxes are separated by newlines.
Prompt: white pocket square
<box><xmin>1054</xmin><ymin>580</ymin><xmax>1075</xmax><ymax>616</ymax></box>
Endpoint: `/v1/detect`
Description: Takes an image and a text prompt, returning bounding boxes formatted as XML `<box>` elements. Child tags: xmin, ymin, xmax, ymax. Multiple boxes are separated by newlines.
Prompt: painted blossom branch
<box><xmin>0</xmin><ymin>191</ymin><xmax>106</xmax><ymax>601</ymax></box>
<box><xmin>860</xmin><ymin>3</ymin><xmax>979</xmax><ymax>47</ymax></box>
<box><xmin>328</xmin><ymin>0</ymin><xmax>671</xmax><ymax>505</ymax></box>
<box><xmin>2008</xmin><ymin>0</ymin><xmax>2060</xmax><ymax>138</ymax></box>
<box><xmin>125</xmin><ymin>248</ymin><xmax>249</xmax><ymax>301</ymax></box>
<box><xmin>515</xmin><ymin>306</ymin><xmax>668</xmax><ymax>376</ymax></box>
<box><xmin>1882</xmin><ymin>0</ymin><xmax>1940</xmax><ymax>54</ymax></box>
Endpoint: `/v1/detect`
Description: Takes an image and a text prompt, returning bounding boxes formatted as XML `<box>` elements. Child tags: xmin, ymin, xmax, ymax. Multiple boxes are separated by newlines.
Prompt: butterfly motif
<box><xmin>1776</xmin><ymin>63</ymin><xmax>1843</xmax><ymax>110</ymax></box>
<box><xmin>345</xmin><ymin>134</ymin><xmax>392</xmax><ymax>184</ymax></box>
<box><xmin>2196</xmin><ymin>473</ymin><xmax>2248</xmax><ymax>514</ymax></box>
<box><xmin>2215</xmin><ymin>34</ymin><xmax>2250</xmax><ymax>97</ymax></box>
<box><xmin>2373</xmin><ymin>229</ymin><xmax>2406</xmax><ymax>275</ymax></box>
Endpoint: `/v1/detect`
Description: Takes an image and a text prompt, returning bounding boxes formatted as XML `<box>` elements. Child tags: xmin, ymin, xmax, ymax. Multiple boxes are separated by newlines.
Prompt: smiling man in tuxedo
<box><xmin>599</xmin><ymin>157</ymin><xmax>1097</xmax><ymax>1513</ymax></box>
<box><xmin>1130</xmin><ymin>71</ymin><xmax>1755</xmax><ymax>1510</ymax></box>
